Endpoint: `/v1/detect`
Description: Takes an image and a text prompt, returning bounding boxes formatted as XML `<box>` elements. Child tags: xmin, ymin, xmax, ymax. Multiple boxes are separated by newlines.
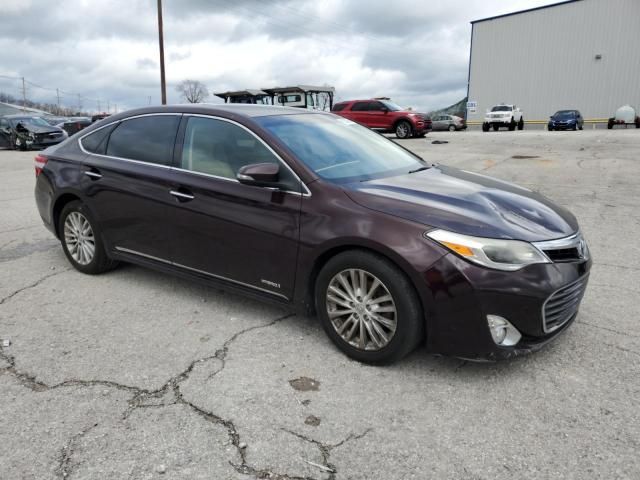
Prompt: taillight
<box><xmin>34</xmin><ymin>154</ymin><xmax>48</xmax><ymax>177</ymax></box>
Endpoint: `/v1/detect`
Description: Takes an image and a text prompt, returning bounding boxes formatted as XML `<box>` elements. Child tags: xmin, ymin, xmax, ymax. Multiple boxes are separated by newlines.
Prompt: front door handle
<box><xmin>170</xmin><ymin>190</ymin><xmax>195</xmax><ymax>201</ymax></box>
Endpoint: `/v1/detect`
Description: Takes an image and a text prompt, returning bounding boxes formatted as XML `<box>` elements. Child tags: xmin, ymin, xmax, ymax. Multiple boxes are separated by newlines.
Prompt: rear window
<box><xmin>80</xmin><ymin>123</ymin><xmax>118</xmax><ymax>155</ymax></box>
<box><xmin>106</xmin><ymin>115</ymin><xmax>180</xmax><ymax>165</ymax></box>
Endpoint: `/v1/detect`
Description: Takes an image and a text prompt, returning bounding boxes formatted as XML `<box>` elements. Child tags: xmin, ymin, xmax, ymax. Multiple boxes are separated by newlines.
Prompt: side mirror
<box><xmin>237</xmin><ymin>163</ymin><xmax>280</xmax><ymax>187</ymax></box>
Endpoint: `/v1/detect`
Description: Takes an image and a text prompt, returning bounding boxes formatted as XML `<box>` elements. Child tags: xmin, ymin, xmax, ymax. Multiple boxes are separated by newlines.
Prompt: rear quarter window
<box><xmin>331</xmin><ymin>103</ymin><xmax>347</xmax><ymax>112</ymax></box>
<box><xmin>80</xmin><ymin>123</ymin><xmax>118</xmax><ymax>155</ymax></box>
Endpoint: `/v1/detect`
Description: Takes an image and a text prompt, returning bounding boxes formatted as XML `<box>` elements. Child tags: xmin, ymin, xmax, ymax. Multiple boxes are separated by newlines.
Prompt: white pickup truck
<box><xmin>482</xmin><ymin>104</ymin><xmax>524</xmax><ymax>131</ymax></box>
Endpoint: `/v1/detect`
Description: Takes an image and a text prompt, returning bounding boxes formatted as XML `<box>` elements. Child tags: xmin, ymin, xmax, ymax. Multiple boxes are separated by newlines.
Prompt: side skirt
<box><xmin>110</xmin><ymin>248</ymin><xmax>292</xmax><ymax>307</ymax></box>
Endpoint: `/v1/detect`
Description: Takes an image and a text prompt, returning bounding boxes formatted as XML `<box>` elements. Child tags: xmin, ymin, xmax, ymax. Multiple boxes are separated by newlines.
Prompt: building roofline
<box><xmin>471</xmin><ymin>0</ymin><xmax>582</xmax><ymax>24</ymax></box>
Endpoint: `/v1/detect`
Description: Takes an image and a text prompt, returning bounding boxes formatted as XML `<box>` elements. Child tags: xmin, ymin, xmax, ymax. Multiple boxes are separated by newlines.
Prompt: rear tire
<box><xmin>395</xmin><ymin>121</ymin><xmax>412</xmax><ymax>139</ymax></box>
<box><xmin>607</xmin><ymin>119</ymin><xmax>614</xmax><ymax>129</ymax></box>
<box><xmin>315</xmin><ymin>250</ymin><xmax>423</xmax><ymax>364</ymax></box>
<box><xmin>59</xmin><ymin>201</ymin><xmax>118</xmax><ymax>275</ymax></box>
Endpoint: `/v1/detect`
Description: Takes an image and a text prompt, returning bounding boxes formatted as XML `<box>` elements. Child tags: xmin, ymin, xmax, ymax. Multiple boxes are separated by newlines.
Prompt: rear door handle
<box><xmin>170</xmin><ymin>190</ymin><xmax>195</xmax><ymax>201</ymax></box>
<box><xmin>84</xmin><ymin>170</ymin><xmax>102</xmax><ymax>180</ymax></box>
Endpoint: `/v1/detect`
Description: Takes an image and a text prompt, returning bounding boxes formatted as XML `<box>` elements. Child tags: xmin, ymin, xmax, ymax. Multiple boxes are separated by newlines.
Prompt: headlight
<box><xmin>425</xmin><ymin>229</ymin><xmax>550</xmax><ymax>271</ymax></box>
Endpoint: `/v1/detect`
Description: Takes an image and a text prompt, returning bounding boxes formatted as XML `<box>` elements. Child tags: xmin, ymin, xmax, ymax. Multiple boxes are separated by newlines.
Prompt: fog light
<box><xmin>487</xmin><ymin>315</ymin><xmax>522</xmax><ymax>346</ymax></box>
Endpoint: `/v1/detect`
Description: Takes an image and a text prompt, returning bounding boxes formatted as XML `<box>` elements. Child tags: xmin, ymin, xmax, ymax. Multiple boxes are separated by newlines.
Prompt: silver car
<box><xmin>431</xmin><ymin>114</ymin><xmax>466</xmax><ymax>131</ymax></box>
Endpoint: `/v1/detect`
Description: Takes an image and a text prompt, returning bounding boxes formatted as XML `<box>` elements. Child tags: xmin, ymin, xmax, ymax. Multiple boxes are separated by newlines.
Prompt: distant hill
<box><xmin>428</xmin><ymin>97</ymin><xmax>467</xmax><ymax>118</ymax></box>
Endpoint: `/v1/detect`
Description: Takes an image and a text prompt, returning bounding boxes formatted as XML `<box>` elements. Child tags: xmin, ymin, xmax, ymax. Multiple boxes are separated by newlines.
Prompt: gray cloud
<box><xmin>0</xmin><ymin>0</ymin><xmax>552</xmax><ymax>112</ymax></box>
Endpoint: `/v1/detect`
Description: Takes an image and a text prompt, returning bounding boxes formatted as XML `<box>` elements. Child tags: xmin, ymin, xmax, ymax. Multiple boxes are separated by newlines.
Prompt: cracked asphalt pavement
<box><xmin>1</xmin><ymin>129</ymin><xmax>639</xmax><ymax>479</ymax></box>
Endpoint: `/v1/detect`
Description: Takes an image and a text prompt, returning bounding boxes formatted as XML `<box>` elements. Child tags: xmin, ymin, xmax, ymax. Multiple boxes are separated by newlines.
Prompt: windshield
<box><xmin>491</xmin><ymin>106</ymin><xmax>512</xmax><ymax>112</ymax></box>
<box><xmin>10</xmin><ymin>116</ymin><xmax>51</xmax><ymax>127</ymax></box>
<box><xmin>255</xmin><ymin>114</ymin><xmax>426</xmax><ymax>183</ymax></box>
<box><xmin>553</xmin><ymin>111</ymin><xmax>575</xmax><ymax>119</ymax></box>
<box><xmin>379</xmin><ymin>100</ymin><xmax>403</xmax><ymax>112</ymax></box>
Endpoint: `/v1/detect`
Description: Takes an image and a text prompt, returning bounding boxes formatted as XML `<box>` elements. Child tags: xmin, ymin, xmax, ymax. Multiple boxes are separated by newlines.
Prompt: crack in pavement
<box><xmin>578</xmin><ymin>320</ymin><xmax>640</xmax><ymax>339</ymax></box>
<box><xmin>0</xmin><ymin>224</ymin><xmax>41</xmax><ymax>235</ymax></box>
<box><xmin>281</xmin><ymin>428</ymin><xmax>373</xmax><ymax>480</ymax></box>
<box><xmin>1</xmin><ymin>312</ymin><xmax>336</xmax><ymax>480</ymax></box>
<box><xmin>0</xmin><ymin>268</ymin><xmax>71</xmax><ymax>305</ymax></box>
<box><xmin>55</xmin><ymin>422</ymin><xmax>99</xmax><ymax>480</ymax></box>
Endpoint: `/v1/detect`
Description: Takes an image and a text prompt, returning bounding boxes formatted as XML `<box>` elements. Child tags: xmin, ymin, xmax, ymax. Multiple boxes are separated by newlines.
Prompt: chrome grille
<box><xmin>534</xmin><ymin>232</ymin><xmax>589</xmax><ymax>263</ymax></box>
<box><xmin>542</xmin><ymin>275</ymin><xmax>588</xmax><ymax>333</ymax></box>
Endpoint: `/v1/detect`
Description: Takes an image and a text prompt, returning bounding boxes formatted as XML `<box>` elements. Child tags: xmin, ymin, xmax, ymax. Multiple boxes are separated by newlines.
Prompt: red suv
<box><xmin>332</xmin><ymin>99</ymin><xmax>431</xmax><ymax>139</ymax></box>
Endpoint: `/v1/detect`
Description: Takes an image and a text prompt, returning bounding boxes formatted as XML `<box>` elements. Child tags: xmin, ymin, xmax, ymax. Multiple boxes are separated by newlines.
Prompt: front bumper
<box><xmin>549</xmin><ymin>122</ymin><xmax>576</xmax><ymax>130</ymax></box>
<box><xmin>413</xmin><ymin>121</ymin><xmax>432</xmax><ymax>134</ymax></box>
<box><xmin>484</xmin><ymin>118</ymin><xmax>512</xmax><ymax>126</ymax></box>
<box><xmin>421</xmin><ymin>253</ymin><xmax>591</xmax><ymax>360</ymax></box>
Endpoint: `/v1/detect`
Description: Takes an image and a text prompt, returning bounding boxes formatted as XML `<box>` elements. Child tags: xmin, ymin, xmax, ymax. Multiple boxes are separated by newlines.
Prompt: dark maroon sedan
<box><xmin>34</xmin><ymin>105</ymin><xmax>591</xmax><ymax>363</ymax></box>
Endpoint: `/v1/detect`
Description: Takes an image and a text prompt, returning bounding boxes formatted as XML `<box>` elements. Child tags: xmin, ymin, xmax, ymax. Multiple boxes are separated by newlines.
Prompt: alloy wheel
<box><xmin>396</xmin><ymin>122</ymin><xmax>410</xmax><ymax>138</ymax></box>
<box><xmin>326</xmin><ymin>269</ymin><xmax>397</xmax><ymax>351</ymax></box>
<box><xmin>64</xmin><ymin>211</ymin><xmax>95</xmax><ymax>265</ymax></box>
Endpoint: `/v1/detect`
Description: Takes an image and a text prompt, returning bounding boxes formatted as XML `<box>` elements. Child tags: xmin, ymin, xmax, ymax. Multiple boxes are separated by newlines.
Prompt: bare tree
<box><xmin>176</xmin><ymin>79</ymin><xmax>209</xmax><ymax>103</ymax></box>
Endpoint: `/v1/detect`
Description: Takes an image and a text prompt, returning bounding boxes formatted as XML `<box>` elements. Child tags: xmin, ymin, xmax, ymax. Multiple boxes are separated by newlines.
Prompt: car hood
<box><xmin>17</xmin><ymin>123</ymin><xmax>61</xmax><ymax>134</ymax></box>
<box><xmin>343</xmin><ymin>165</ymin><xmax>578</xmax><ymax>242</ymax></box>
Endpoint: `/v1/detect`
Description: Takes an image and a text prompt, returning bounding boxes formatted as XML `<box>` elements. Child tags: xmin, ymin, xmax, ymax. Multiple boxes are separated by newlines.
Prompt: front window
<box><xmin>554</xmin><ymin>111</ymin><xmax>575</xmax><ymax>119</ymax></box>
<box><xmin>491</xmin><ymin>106</ymin><xmax>512</xmax><ymax>112</ymax></box>
<box><xmin>255</xmin><ymin>114</ymin><xmax>426</xmax><ymax>183</ymax></box>
<box><xmin>379</xmin><ymin>100</ymin><xmax>403</xmax><ymax>112</ymax></box>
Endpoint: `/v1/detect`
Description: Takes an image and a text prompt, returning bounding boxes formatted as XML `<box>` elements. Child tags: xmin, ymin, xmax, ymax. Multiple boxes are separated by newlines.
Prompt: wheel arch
<box><xmin>302</xmin><ymin>240</ymin><xmax>434</xmax><ymax>339</ymax></box>
<box><xmin>52</xmin><ymin>192</ymin><xmax>83</xmax><ymax>238</ymax></box>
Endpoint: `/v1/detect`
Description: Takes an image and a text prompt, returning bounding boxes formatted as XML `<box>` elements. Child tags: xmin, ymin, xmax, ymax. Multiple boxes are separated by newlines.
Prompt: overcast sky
<box><xmin>1</xmin><ymin>0</ymin><xmax>553</xmax><ymax>113</ymax></box>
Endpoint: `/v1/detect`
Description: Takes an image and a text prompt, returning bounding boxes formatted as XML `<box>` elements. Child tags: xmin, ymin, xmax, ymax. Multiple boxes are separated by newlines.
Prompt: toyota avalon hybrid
<box><xmin>34</xmin><ymin>105</ymin><xmax>591</xmax><ymax>363</ymax></box>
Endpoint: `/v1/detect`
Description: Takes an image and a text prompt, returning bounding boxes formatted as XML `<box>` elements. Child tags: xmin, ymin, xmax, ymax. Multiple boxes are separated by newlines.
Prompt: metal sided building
<box><xmin>466</xmin><ymin>0</ymin><xmax>640</xmax><ymax>124</ymax></box>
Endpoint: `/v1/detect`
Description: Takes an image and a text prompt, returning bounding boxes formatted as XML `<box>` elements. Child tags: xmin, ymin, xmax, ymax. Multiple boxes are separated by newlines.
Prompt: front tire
<box><xmin>59</xmin><ymin>201</ymin><xmax>118</xmax><ymax>274</ymax></box>
<box><xmin>508</xmin><ymin>118</ymin><xmax>516</xmax><ymax>131</ymax></box>
<box><xmin>395</xmin><ymin>121</ymin><xmax>412</xmax><ymax>139</ymax></box>
<box><xmin>493</xmin><ymin>124</ymin><xmax>500</xmax><ymax>131</ymax></box>
<box><xmin>517</xmin><ymin>117</ymin><xmax>524</xmax><ymax>130</ymax></box>
<box><xmin>448</xmin><ymin>124</ymin><xmax>456</xmax><ymax>132</ymax></box>
<box><xmin>482</xmin><ymin>123</ymin><xmax>490</xmax><ymax>132</ymax></box>
<box><xmin>315</xmin><ymin>250</ymin><xmax>423</xmax><ymax>364</ymax></box>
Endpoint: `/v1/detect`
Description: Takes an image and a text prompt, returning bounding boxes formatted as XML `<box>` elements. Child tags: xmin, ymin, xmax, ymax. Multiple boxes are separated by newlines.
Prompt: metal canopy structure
<box><xmin>214</xmin><ymin>90</ymin><xmax>272</xmax><ymax>105</ymax></box>
<box><xmin>215</xmin><ymin>85</ymin><xmax>335</xmax><ymax>111</ymax></box>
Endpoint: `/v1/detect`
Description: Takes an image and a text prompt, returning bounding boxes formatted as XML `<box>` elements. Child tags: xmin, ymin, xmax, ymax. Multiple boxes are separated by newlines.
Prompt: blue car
<box><xmin>548</xmin><ymin>110</ymin><xmax>583</xmax><ymax>131</ymax></box>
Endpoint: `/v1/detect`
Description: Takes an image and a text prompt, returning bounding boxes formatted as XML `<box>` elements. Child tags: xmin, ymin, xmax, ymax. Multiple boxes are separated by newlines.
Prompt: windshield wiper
<box><xmin>408</xmin><ymin>166</ymin><xmax>429</xmax><ymax>174</ymax></box>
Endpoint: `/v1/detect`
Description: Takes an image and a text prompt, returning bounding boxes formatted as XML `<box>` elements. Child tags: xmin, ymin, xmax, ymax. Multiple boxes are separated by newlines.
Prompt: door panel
<box><xmin>167</xmin><ymin>172</ymin><xmax>301</xmax><ymax>300</ymax></box>
<box><xmin>167</xmin><ymin>115</ymin><xmax>302</xmax><ymax>300</ymax></box>
<box><xmin>82</xmin><ymin>156</ymin><xmax>173</xmax><ymax>260</ymax></box>
<box><xmin>80</xmin><ymin>114</ymin><xmax>181</xmax><ymax>261</ymax></box>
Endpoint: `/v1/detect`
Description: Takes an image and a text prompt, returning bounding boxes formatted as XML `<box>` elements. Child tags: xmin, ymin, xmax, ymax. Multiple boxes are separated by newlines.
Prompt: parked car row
<box><xmin>0</xmin><ymin>112</ymin><xmax>112</xmax><ymax>150</ymax></box>
<box><xmin>0</xmin><ymin>115</ymin><xmax>68</xmax><ymax>150</ymax></box>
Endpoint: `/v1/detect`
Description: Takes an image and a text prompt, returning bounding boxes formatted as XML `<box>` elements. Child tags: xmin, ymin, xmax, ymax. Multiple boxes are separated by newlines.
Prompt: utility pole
<box><xmin>157</xmin><ymin>0</ymin><xmax>167</xmax><ymax>104</ymax></box>
<box><xmin>21</xmin><ymin>77</ymin><xmax>26</xmax><ymax>112</ymax></box>
<box><xmin>56</xmin><ymin>88</ymin><xmax>61</xmax><ymax>115</ymax></box>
